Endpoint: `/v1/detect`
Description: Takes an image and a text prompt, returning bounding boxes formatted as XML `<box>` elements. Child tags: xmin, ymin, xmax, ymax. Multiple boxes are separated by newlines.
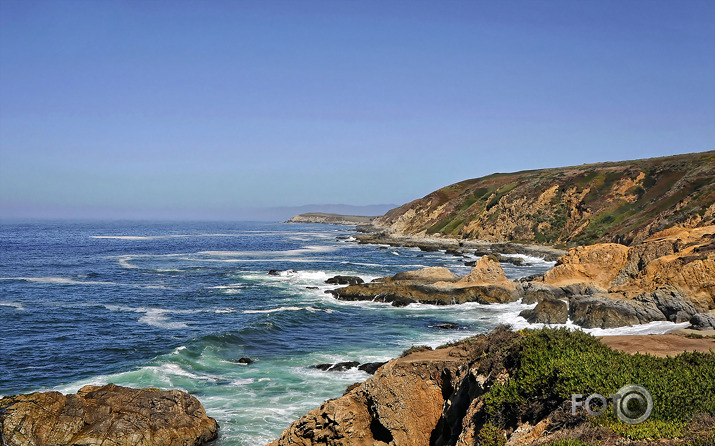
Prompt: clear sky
<box><xmin>1</xmin><ymin>0</ymin><xmax>713</xmax><ymax>220</ymax></box>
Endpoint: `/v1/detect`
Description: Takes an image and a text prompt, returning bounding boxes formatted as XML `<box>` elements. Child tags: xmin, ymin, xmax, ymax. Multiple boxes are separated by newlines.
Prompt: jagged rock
<box><xmin>689</xmin><ymin>313</ymin><xmax>715</xmax><ymax>330</ymax></box>
<box><xmin>520</xmin><ymin>298</ymin><xmax>568</xmax><ymax>324</ymax></box>
<box><xmin>635</xmin><ymin>288</ymin><xmax>698</xmax><ymax>323</ymax></box>
<box><xmin>568</xmin><ymin>295</ymin><xmax>664</xmax><ymax>329</ymax></box>
<box><xmin>520</xmin><ymin>282</ymin><xmax>565</xmax><ymax>304</ymax></box>
<box><xmin>268</xmin><ymin>269</ymin><xmax>296</xmax><ymax>276</ymax></box>
<box><xmin>325</xmin><ymin>275</ymin><xmax>364</xmax><ymax>286</ymax></box>
<box><xmin>611</xmin><ymin>237</ymin><xmax>681</xmax><ymax>286</ymax></box>
<box><xmin>456</xmin><ymin>256</ymin><xmax>515</xmax><ymax>290</ymax></box>
<box><xmin>314</xmin><ymin>361</ymin><xmax>361</xmax><ymax>372</ymax></box>
<box><xmin>0</xmin><ymin>384</ymin><xmax>218</xmax><ymax>446</ymax></box>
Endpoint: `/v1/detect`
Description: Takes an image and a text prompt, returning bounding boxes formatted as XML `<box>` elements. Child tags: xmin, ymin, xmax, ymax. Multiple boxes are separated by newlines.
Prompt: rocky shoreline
<box><xmin>265</xmin><ymin>221</ymin><xmax>715</xmax><ymax>444</ymax></box>
<box><xmin>328</xmin><ymin>225</ymin><xmax>715</xmax><ymax>332</ymax></box>
<box><xmin>354</xmin><ymin>226</ymin><xmax>566</xmax><ymax>261</ymax></box>
<box><xmin>269</xmin><ymin>326</ymin><xmax>715</xmax><ymax>445</ymax></box>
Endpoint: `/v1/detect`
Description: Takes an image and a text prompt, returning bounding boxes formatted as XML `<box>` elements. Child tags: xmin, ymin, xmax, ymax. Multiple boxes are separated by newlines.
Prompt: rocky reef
<box><xmin>0</xmin><ymin>384</ymin><xmax>218</xmax><ymax>446</ymax></box>
<box><xmin>329</xmin><ymin>225</ymin><xmax>715</xmax><ymax>330</ymax></box>
<box><xmin>270</xmin><ymin>326</ymin><xmax>715</xmax><ymax>445</ymax></box>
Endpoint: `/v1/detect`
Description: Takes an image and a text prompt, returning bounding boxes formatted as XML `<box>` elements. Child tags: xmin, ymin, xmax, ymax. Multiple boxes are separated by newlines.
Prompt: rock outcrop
<box><xmin>0</xmin><ymin>384</ymin><xmax>218</xmax><ymax>446</ymax></box>
<box><xmin>519</xmin><ymin>298</ymin><xmax>568</xmax><ymax>324</ymax></box>
<box><xmin>328</xmin><ymin>258</ymin><xmax>520</xmax><ymax>307</ymax></box>
<box><xmin>372</xmin><ymin>151</ymin><xmax>714</xmax><ymax>246</ymax></box>
<box><xmin>269</xmin><ymin>344</ymin><xmax>464</xmax><ymax>446</ymax></box>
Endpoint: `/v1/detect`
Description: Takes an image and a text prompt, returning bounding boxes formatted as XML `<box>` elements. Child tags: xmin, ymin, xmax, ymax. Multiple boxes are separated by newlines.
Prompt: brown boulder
<box><xmin>455</xmin><ymin>255</ymin><xmax>515</xmax><ymax>289</ymax></box>
<box><xmin>0</xmin><ymin>384</ymin><xmax>218</xmax><ymax>446</ymax></box>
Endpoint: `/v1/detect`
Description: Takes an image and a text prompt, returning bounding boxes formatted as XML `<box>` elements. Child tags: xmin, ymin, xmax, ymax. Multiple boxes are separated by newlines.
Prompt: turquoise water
<box><xmin>0</xmin><ymin>221</ymin><xmax>681</xmax><ymax>444</ymax></box>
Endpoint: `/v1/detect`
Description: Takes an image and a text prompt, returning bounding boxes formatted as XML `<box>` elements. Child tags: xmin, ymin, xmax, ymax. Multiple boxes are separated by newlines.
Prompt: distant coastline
<box><xmin>286</xmin><ymin>212</ymin><xmax>378</xmax><ymax>226</ymax></box>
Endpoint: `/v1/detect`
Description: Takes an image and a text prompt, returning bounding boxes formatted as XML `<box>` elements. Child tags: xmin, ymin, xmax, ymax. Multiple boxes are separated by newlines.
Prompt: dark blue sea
<box><xmin>0</xmin><ymin>221</ymin><xmax>679</xmax><ymax>444</ymax></box>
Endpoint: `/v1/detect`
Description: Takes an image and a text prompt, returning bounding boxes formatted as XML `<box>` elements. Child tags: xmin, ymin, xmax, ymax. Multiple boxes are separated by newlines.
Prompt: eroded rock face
<box><xmin>0</xmin><ymin>384</ymin><xmax>218</xmax><ymax>446</ymax></box>
<box><xmin>269</xmin><ymin>345</ymin><xmax>464</xmax><ymax>446</ymax></box>
<box><xmin>542</xmin><ymin>243</ymin><xmax>630</xmax><ymax>289</ymax></box>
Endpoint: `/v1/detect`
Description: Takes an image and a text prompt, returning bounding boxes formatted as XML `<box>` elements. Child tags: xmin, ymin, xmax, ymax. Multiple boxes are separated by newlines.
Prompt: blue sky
<box><xmin>1</xmin><ymin>0</ymin><xmax>713</xmax><ymax>220</ymax></box>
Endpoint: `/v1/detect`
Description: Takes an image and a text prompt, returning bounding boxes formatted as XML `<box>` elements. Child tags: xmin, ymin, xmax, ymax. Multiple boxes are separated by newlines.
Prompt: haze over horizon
<box><xmin>1</xmin><ymin>1</ymin><xmax>713</xmax><ymax>221</ymax></box>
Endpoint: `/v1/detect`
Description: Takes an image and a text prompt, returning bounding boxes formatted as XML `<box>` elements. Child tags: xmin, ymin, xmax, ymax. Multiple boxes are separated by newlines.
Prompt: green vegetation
<box><xmin>478</xmin><ymin>422</ymin><xmax>507</xmax><ymax>446</ymax></box>
<box><xmin>400</xmin><ymin>345</ymin><xmax>433</xmax><ymax>357</ymax></box>
<box><xmin>480</xmin><ymin>328</ymin><xmax>715</xmax><ymax>441</ymax></box>
<box><xmin>485</xmin><ymin>183</ymin><xmax>518</xmax><ymax>211</ymax></box>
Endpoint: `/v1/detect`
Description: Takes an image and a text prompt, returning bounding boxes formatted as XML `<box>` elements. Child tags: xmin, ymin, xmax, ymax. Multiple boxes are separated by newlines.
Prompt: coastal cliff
<box><xmin>270</xmin><ymin>327</ymin><xmax>715</xmax><ymax>445</ymax></box>
<box><xmin>373</xmin><ymin>151</ymin><xmax>714</xmax><ymax>246</ymax></box>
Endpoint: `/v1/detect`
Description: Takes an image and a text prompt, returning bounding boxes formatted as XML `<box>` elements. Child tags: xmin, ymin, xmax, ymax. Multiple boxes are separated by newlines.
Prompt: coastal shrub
<box><xmin>481</xmin><ymin>328</ymin><xmax>715</xmax><ymax>439</ymax></box>
<box><xmin>478</xmin><ymin>422</ymin><xmax>506</xmax><ymax>446</ymax></box>
<box><xmin>400</xmin><ymin>345</ymin><xmax>432</xmax><ymax>357</ymax></box>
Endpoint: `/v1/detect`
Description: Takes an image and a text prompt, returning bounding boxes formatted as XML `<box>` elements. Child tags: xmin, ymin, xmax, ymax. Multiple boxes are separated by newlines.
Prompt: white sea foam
<box><xmin>215</xmin><ymin>308</ymin><xmax>237</xmax><ymax>313</ymax></box>
<box><xmin>159</xmin><ymin>363</ymin><xmax>213</xmax><ymax>381</ymax></box>
<box><xmin>244</xmin><ymin>306</ymin><xmax>315</xmax><ymax>314</ymax></box>
<box><xmin>0</xmin><ymin>276</ymin><xmax>163</xmax><ymax>289</ymax></box>
<box><xmin>499</xmin><ymin>253</ymin><xmax>556</xmax><ymax>267</ymax></box>
<box><xmin>103</xmin><ymin>305</ymin><xmax>228</xmax><ymax>329</ymax></box>
<box><xmin>0</xmin><ymin>301</ymin><xmax>25</xmax><ymax>311</ymax></box>
<box><xmin>91</xmin><ymin>233</ymin><xmax>250</xmax><ymax>241</ymax></box>
<box><xmin>139</xmin><ymin>310</ymin><xmax>189</xmax><ymax>329</ymax></box>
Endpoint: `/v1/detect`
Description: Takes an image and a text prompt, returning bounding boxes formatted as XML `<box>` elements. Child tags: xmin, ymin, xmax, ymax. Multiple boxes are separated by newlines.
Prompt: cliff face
<box><xmin>374</xmin><ymin>151</ymin><xmax>715</xmax><ymax>246</ymax></box>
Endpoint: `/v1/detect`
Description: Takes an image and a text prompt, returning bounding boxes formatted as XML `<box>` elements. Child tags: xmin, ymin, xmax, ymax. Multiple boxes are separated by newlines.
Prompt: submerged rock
<box><xmin>429</xmin><ymin>322</ymin><xmax>464</xmax><ymax>330</ymax></box>
<box><xmin>0</xmin><ymin>383</ymin><xmax>218</xmax><ymax>446</ymax></box>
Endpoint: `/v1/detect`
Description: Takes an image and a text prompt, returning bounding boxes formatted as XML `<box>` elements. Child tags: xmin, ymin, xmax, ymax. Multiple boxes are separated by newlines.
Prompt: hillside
<box><xmin>374</xmin><ymin>151</ymin><xmax>715</xmax><ymax>247</ymax></box>
<box><xmin>286</xmin><ymin>213</ymin><xmax>377</xmax><ymax>225</ymax></box>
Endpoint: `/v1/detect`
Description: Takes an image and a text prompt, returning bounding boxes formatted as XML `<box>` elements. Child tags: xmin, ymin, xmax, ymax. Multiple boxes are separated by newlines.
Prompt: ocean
<box><xmin>0</xmin><ymin>221</ymin><xmax>685</xmax><ymax>445</ymax></box>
